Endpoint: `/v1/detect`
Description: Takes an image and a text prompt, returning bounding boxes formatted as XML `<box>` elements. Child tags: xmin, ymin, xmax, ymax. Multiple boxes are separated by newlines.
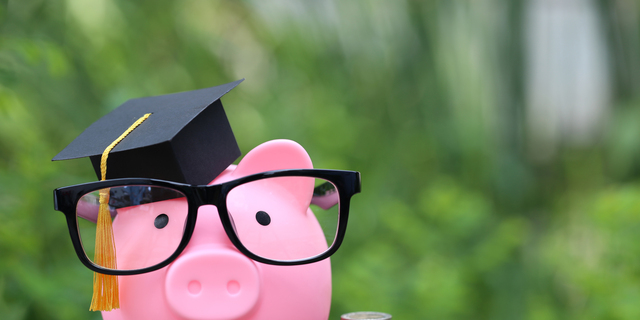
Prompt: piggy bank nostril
<box><xmin>188</xmin><ymin>280</ymin><xmax>202</xmax><ymax>295</ymax></box>
<box><xmin>227</xmin><ymin>280</ymin><xmax>240</xmax><ymax>295</ymax></box>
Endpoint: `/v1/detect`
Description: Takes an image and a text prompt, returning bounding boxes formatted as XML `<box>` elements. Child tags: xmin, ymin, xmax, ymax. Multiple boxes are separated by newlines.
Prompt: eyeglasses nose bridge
<box><xmin>194</xmin><ymin>183</ymin><xmax>224</xmax><ymax>207</ymax></box>
<box><xmin>189</xmin><ymin>185</ymin><xmax>238</xmax><ymax>248</ymax></box>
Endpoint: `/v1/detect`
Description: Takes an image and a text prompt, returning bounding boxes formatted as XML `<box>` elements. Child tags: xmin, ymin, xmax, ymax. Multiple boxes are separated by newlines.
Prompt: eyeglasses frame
<box><xmin>54</xmin><ymin>169</ymin><xmax>361</xmax><ymax>276</ymax></box>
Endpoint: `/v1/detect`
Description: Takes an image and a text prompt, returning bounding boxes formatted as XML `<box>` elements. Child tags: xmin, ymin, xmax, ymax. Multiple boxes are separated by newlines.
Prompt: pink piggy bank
<box><xmin>102</xmin><ymin>139</ymin><xmax>334</xmax><ymax>320</ymax></box>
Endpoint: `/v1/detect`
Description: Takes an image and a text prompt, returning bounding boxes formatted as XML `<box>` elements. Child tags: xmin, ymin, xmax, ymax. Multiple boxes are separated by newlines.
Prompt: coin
<box><xmin>341</xmin><ymin>311</ymin><xmax>392</xmax><ymax>320</ymax></box>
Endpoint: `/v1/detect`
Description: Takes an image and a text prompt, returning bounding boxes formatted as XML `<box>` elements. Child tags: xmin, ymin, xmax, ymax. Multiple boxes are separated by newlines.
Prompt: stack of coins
<box><xmin>341</xmin><ymin>311</ymin><xmax>392</xmax><ymax>320</ymax></box>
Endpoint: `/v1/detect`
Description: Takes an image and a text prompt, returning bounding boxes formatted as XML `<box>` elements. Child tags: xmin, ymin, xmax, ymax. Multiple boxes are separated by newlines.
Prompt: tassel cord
<box><xmin>89</xmin><ymin>113</ymin><xmax>151</xmax><ymax>311</ymax></box>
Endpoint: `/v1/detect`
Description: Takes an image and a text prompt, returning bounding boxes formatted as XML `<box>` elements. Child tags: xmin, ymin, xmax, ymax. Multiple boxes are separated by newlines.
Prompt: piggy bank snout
<box><xmin>164</xmin><ymin>206</ymin><xmax>260</xmax><ymax>320</ymax></box>
<box><xmin>165</xmin><ymin>247</ymin><xmax>260</xmax><ymax>320</ymax></box>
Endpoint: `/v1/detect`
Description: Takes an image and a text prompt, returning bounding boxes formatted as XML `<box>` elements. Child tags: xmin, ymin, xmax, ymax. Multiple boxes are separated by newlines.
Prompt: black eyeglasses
<box><xmin>53</xmin><ymin>169</ymin><xmax>361</xmax><ymax>275</ymax></box>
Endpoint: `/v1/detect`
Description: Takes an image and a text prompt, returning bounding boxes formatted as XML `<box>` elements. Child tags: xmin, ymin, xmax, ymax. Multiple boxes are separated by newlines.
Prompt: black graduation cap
<box><xmin>53</xmin><ymin>79</ymin><xmax>243</xmax><ymax>185</ymax></box>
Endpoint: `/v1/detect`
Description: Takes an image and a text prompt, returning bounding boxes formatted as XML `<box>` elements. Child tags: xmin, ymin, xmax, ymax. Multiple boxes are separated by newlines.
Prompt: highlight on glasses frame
<box><xmin>53</xmin><ymin>169</ymin><xmax>361</xmax><ymax>275</ymax></box>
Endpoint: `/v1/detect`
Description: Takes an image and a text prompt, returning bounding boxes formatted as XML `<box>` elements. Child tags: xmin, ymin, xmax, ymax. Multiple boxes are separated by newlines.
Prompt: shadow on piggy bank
<box><xmin>99</xmin><ymin>139</ymin><xmax>335</xmax><ymax>320</ymax></box>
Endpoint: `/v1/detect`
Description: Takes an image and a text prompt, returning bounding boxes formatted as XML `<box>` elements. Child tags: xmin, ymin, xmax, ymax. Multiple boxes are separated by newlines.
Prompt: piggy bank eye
<box><xmin>154</xmin><ymin>213</ymin><xmax>169</xmax><ymax>229</ymax></box>
<box><xmin>255</xmin><ymin>211</ymin><xmax>271</xmax><ymax>226</ymax></box>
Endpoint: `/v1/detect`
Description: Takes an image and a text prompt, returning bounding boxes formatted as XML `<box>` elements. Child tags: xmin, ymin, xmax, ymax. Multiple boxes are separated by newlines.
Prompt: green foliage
<box><xmin>1</xmin><ymin>0</ymin><xmax>639</xmax><ymax>319</ymax></box>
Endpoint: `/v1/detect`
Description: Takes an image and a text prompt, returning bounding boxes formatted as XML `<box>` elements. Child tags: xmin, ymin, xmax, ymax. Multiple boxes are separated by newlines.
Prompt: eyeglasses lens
<box><xmin>226</xmin><ymin>176</ymin><xmax>340</xmax><ymax>261</ymax></box>
<box><xmin>76</xmin><ymin>185</ymin><xmax>188</xmax><ymax>271</ymax></box>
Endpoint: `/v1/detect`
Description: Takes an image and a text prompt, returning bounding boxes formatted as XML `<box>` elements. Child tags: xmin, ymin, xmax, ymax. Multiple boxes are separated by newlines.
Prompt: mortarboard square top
<box><xmin>53</xmin><ymin>79</ymin><xmax>243</xmax><ymax>185</ymax></box>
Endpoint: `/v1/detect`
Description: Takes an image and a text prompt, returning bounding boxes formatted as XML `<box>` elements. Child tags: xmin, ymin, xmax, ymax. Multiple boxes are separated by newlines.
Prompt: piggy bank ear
<box><xmin>232</xmin><ymin>139</ymin><xmax>314</xmax><ymax>210</ymax></box>
<box><xmin>233</xmin><ymin>139</ymin><xmax>313</xmax><ymax>176</ymax></box>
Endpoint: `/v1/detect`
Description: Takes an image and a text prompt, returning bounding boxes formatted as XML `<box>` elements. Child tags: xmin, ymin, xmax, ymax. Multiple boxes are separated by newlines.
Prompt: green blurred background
<box><xmin>2</xmin><ymin>0</ymin><xmax>640</xmax><ymax>319</ymax></box>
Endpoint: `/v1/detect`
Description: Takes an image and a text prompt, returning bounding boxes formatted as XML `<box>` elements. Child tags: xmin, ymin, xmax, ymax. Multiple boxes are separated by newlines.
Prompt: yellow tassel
<box><xmin>89</xmin><ymin>189</ymin><xmax>119</xmax><ymax>311</ymax></box>
<box><xmin>89</xmin><ymin>113</ymin><xmax>151</xmax><ymax>312</ymax></box>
